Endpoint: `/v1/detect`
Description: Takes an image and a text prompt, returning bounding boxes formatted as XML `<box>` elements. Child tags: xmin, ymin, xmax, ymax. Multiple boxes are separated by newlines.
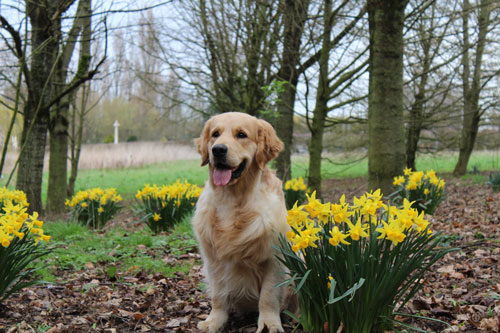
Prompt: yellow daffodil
<box><xmin>1</xmin><ymin>187</ymin><xmax>49</xmax><ymax>247</ymax></box>
<box><xmin>393</xmin><ymin>176</ymin><xmax>405</xmax><ymax>186</ymax></box>
<box><xmin>331</xmin><ymin>194</ymin><xmax>352</xmax><ymax>224</ymax></box>
<box><xmin>424</xmin><ymin>170</ymin><xmax>436</xmax><ymax>179</ymax></box>
<box><xmin>413</xmin><ymin>211</ymin><xmax>430</xmax><ymax>232</ymax></box>
<box><xmin>315</xmin><ymin>203</ymin><xmax>332</xmax><ymax>225</ymax></box>
<box><xmin>376</xmin><ymin>221</ymin><xmax>406</xmax><ymax>246</ymax></box>
<box><xmin>328</xmin><ymin>275</ymin><xmax>334</xmax><ymax>289</ymax></box>
<box><xmin>304</xmin><ymin>191</ymin><xmax>322</xmax><ymax>216</ymax></box>
<box><xmin>329</xmin><ymin>226</ymin><xmax>350</xmax><ymax>246</ymax></box>
<box><xmin>346</xmin><ymin>217</ymin><xmax>369</xmax><ymax>241</ymax></box>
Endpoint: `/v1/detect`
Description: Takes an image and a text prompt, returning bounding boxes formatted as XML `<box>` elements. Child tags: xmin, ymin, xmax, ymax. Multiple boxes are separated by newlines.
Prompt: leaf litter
<box><xmin>0</xmin><ymin>175</ymin><xmax>499</xmax><ymax>332</ymax></box>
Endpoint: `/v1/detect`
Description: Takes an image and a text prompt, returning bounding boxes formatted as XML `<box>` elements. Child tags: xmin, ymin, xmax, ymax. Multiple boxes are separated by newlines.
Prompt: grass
<box><xmin>290</xmin><ymin>150</ymin><xmax>500</xmax><ymax>180</ymax></box>
<box><xmin>33</xmin><ymin>214</ymin><xmax>197</xmax><ymax>282</ymax></box>
<box><xmin>68</xmin><ymin>160</ymin><xmax>206</xmax><ymax>200</ymax></box>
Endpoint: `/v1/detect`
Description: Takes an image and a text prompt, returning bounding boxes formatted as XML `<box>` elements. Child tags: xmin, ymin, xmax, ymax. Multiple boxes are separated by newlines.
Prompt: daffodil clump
<box><xmin>283</xmin><ymin>176</ymin><xmax>309</xmax><ymax>209</ymax></box>
<box><xmin>392</xmin><ymin>168</ymin><xmax>445</xmax><ymax>214</ymax></box>
<box><xmin>277</xmin><ymin>190</ymin><xmax>454</xmax><ymax>332</ymax></box>
<box><xmin>136</xmin><ymin>180</ymin><xmax>202</xmax><ymax>233</ymax></box>
<box><xmin>66</xmin><ymin>188</ymin><xmax>122</xmax><ymax>229</ymax></box>
<box><xmin>0</xmin><ymin>188</ymin><xmax>51</xmax><ymax>305</ymax></box>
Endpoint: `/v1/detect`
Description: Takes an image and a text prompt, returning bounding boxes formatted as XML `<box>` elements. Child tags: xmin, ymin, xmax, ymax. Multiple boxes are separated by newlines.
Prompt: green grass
<box><xmin>56</xmin><ymin>160</ymin><xmax>207</xmax><ymax>201</ymax></box>
<box><xmin>33</xmin><ymin>214</ymin><xmax>197</xmax><ymax>282</ymax></box>
<box><xmin>290</xmin><ymin>150</ymin><xmax>500</xmax><ymax>180</ymax></box>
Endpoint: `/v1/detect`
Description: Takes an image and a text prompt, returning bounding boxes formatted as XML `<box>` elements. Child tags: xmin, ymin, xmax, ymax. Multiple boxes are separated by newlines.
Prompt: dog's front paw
<box><xmin>197</xmin><ymin>310</ymin><xmax>228</xmax><ymax>333</ymax></box>
<box><xmin>257</xmin><ymin>312</ymin><xmax>284</xmax><ymax>333</ymax></box>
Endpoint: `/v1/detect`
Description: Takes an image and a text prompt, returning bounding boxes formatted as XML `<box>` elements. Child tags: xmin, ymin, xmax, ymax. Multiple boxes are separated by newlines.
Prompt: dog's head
<box><xmin>195</xmin><ymin>112</ymin><xmax>283</xmax><ymax>186</ymax></box>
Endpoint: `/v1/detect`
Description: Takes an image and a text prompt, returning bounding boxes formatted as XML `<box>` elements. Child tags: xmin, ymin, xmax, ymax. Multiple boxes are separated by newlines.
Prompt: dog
<box><xmin>192</xmin><ymin>112</ymin><xmax>292</xmax><ymax>332</ymax></box>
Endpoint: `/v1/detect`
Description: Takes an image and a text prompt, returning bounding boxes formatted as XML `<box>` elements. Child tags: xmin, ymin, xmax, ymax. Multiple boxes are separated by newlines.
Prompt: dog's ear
<box><xmin>256</xmin><ymin>119</ymin><xmax>284</xmax><ymax>170</ymax></box>
<box><xmin>195</xmin><ymin>119</ymin><xmax>212</xmax><ymax>166</ymax></box>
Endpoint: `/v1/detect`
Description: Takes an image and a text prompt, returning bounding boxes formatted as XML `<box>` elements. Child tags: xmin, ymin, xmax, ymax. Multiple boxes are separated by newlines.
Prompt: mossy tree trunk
<box><xmin>367</xmin><ymin>0</ymin><xmax>408</xmax><ymax>196</ymax></box>
<box><xmin>47</xmin><ymin>0</ymin><xmax>92</xmax><ymax>214</ymax></box>
<box><xmin>16</xmin><ymin>1</ymin><xmax>64</xmax><ymax>214</ymax></box>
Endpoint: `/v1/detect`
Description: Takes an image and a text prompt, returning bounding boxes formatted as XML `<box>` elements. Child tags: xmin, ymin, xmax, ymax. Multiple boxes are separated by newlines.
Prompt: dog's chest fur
<box><xmin>195</xmin><ymin>186</ymin><xmax>279</xmax><ymax>267</ymax></box>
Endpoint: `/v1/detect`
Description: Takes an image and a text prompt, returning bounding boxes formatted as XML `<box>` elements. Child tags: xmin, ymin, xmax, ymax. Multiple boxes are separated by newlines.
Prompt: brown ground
<box><xmin>1</xmin><ymin>175</ymin><xmax>499</xmax><ymax>332</ymax></box>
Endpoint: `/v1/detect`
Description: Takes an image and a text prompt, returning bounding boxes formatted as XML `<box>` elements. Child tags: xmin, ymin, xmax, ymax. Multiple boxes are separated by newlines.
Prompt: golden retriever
<box><xmin>192</xmin><ymin>112</ymin><xmax>291</xmax><ymax>332</ymax></box>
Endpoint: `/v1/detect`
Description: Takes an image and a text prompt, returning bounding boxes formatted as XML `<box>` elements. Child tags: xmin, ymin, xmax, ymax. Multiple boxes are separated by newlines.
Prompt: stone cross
<box><xmin>113</xmin><ymin>121</ymin><xmax>120</xmax><ymax>144</ymax></box>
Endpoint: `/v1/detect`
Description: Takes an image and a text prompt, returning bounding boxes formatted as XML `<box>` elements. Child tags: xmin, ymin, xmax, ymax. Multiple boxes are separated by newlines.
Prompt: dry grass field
<box><xmin>1</xmin><ymin>141</ymin><xmax>199</xmax><ymax>175</ymax></box>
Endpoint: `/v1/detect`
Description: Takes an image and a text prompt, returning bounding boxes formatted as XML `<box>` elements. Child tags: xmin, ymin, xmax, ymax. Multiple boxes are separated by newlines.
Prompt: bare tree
<box><xmin>0</xmin><ymin>0</ymin><xmax>104</xmax><ymax>213</ymax></box>
<box><xmin>453</xmin><ymin>0</ymin><xmax>497</xmax><ymax>176</ymax></box>
<box><xmin>404</xmin><ymin>0</ymin><xmax>459</xmax><ymax>170</ymax></box>
<box><xmin>306</xmin><ymin>1</ymin><xmax>368</xmax><ymax>196</ymax></box>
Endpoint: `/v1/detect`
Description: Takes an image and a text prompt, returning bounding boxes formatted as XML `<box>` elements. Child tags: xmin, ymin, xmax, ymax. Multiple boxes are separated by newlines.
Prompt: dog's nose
<box><xmin>212</xmin><ymin>144</ymin><xmax>228</xmax><ymax>157</ymax></box>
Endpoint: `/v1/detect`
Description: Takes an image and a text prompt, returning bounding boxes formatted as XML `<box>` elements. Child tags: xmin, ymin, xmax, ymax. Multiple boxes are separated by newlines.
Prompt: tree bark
<box><xmin>274</xmin><ymin>0</ymin><xmax>310</xmax><ymax>181</ymax></box>
<box><xmin>16</xmin><ymin>1</ymin><xmax>63</xmax><ymax>214</ymax></box>
<box><xmin>406</xmin><ymin>95</ymin><xmax>423</xmax><ymax>171</ymax></box>
<box><xmin>453</xmin><ymin>0</ymin><xmax>491</xmax><ymax>176</ymax></box>
<box><xmin>47</xmin><ymin>97</ymin><xmax>70</xmax><ymax>213</ymax></box>
<box><xmin>47</xmin><ymin>0</ymin><xmax>91</xmax><ymax>214</ymax></box>
<box><xmin>307</xmin><ymin>0</ymin><xmax>332</xmax><ymax>198</ymax></box>
<box><xmin>68</xmin><ymin>85</ymin><xmax>86</xmax><ymax>197</ymax></box>
<box><xmin>367</xmin><ymin>0</ymin><xmax>408</xmax><ymax>195</ymax></box>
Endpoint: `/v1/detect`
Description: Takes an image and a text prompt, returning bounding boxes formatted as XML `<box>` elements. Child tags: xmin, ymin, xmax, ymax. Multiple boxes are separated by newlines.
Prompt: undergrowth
<box><xmin>32</xmin><ymin>215</ymin><xmax>196</xmax><ymax>282</ymax></box>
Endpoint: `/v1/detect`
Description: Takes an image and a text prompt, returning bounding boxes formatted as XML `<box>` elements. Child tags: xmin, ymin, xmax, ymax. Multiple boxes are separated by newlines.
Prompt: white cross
<box><xmin>113</xmin><ymin>121</ymin><xmax>120</xmax><ymax>144</ymax></box>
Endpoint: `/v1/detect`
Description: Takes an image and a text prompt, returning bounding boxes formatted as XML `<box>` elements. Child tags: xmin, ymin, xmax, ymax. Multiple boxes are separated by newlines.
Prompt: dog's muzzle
<box><xmin>211</xmin><ymin>144</ymin><xmax>246</xmax><ymax>186</ymax></box>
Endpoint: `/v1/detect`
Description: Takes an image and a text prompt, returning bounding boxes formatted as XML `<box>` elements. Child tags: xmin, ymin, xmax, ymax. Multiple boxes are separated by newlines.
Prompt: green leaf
<box><xmin>294</xmin><ymin>269</ymin><xmax>311</xmax><ymax>294</ymax></box>
<box><xmin>328</xmin><ymin>278</ymin><xmax>365</xmax><ymax>304</ymax></box>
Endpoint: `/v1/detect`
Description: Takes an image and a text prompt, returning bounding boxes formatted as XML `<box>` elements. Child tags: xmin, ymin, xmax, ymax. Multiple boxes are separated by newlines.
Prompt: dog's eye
<box><xmin>236</xmin><ymin>131</ymin><xmax>247</xmax><ymax>139</ymax></box>
<box><xmin>212</xmin><ymin>131</ymin><xmax>220</xmax><ymax>138</ymax></box>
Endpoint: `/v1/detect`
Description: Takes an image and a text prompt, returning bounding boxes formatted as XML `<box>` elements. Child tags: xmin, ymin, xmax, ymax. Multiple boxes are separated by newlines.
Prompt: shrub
<box><xmin>0</xmin><ymin>187</ymin><xmax>51</xmax><ymax>305</ymax></box>
<box><xmin>487</xmin><ymin>172</ymin><xmax>500</xmax><ymax>192</ymax></box>
<box><xmin>391</xmin><ymin>168</ymin><xmax>445</xmax><ymax>215</ymax></box>
<box><xmin>136</xmin><ymin>180</ymin><xmax>202</xmax><ymax>233</ymax></box>
<box><xmin>65</xmin><ymin>188</ymin><xmax>122</xmax><ymax>228</ymax></box>
<box><xmin>284</xmin><ymin>176</ymin><xmax>308</xmax><ymax>209</ymax></box>
<box><xmin>103</xmin><ymin>134</ymin><xmax>114</xmax><ymax>144</ymax></box>
<box><xmin>277</xmin><ymin>190</ymin><xmax>454</xmax><ymax>332</ymax></box>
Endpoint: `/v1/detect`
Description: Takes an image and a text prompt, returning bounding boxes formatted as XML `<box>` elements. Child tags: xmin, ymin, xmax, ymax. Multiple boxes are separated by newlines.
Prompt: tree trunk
<box><xmin>307</xmin><ymin>0</ymin><xmax>332</xmax><ymax>198</ymax></box>
<box><xmin>274</xmin><ymin>0</ymin><xmax>310</xmax><ymax>181</ymax></box>
<box><xmin>68</xmin><ymin>85</ymin><xmax>86</xmax><ymax>197</ymax></box>
<box><xmin>367</xmin><ymin>0</ymin><xmax>408</xmax><ymax>196</ymax></box>
<box><xmin>405</xmin><ymin>11</ymin><xmax>433</xmax><ymax>171</ymax></box>
<box><xmin>47</xmin><ymin>0</ymin><xmax>91</xmax><ymax>213</ymax></box>
<box><xmin>453</xmin><ymin>0</ymin><xmax>491</xmax><ymax>176</ymax></box>
<box><xmin>405</xmin><ymin>103</ymin><xmax>422</xmax><ymax>171</ymax></box>
<box><xmin>16</xmin><ymin>1</ymin><xmax>61</xmax><ymax>214</ymax></box>
<box><xmin>47</xmin><ymin>98</ymin><xmax>70</xmax><ymax>213</ymax></box>
<box><xmin>16</xmin><ymin>108</ymin><xmax>50</xmax><ymax>214</ymax></box>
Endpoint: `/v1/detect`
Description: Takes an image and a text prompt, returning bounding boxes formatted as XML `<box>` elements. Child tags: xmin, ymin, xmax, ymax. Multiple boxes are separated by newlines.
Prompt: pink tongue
<box><xmin>213</xmin><ymin>168</ymin><xmax>232</xmax><ymax>186</ymax></box>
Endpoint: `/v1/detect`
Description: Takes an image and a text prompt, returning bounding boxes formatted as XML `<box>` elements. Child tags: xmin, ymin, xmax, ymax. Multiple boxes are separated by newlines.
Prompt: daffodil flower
<box><xmin>346</xmin><ymin>217</ymin><xmax>369</xmax><ymax>241</ymax></box>
<box><xmin>329</xmin><ymin>226</ymin><xmax>350</xmax><ymax>246</ymax></box>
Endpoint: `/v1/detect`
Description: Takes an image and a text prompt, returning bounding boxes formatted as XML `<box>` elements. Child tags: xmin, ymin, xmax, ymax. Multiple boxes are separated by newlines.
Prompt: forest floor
<box><xmin>0</xmin><ymin>175</ymin><xmax>499</xmax><ymax>332</ymax></box>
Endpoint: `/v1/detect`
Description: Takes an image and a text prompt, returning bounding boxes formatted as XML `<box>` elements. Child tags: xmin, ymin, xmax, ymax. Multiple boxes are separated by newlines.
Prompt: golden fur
<box><xmin>192</xmin><ymin>112</ymin><xmax>291</xmax><ymax>333</ymax></box>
